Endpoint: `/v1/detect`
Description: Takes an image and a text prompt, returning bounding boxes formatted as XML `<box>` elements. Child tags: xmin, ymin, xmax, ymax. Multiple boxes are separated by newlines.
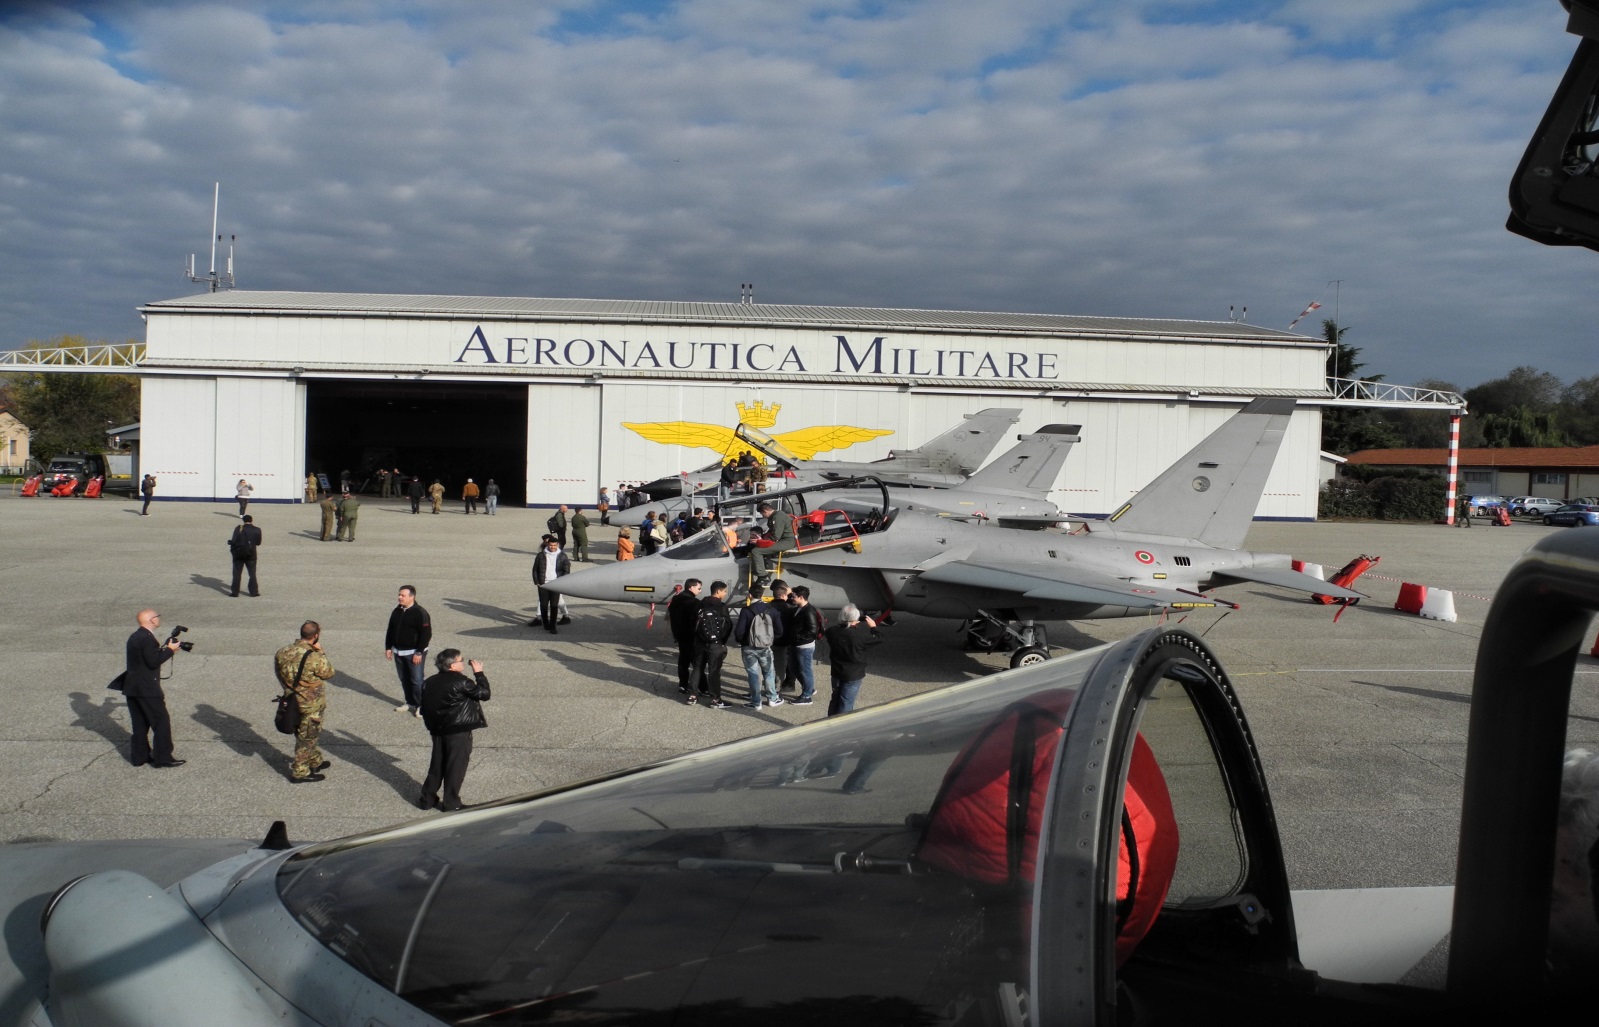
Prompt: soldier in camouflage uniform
<box><xmin>275</xmin><ymin>620</ymin><xmax>336</xmax><ymax>782</ymax></box>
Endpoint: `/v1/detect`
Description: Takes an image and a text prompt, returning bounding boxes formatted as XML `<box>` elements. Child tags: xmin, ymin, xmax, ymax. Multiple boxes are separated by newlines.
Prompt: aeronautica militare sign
<box><xmin>451</xmin><ymin>325</ymin><xmax>1061</xmax><ymax>380</ymax></box>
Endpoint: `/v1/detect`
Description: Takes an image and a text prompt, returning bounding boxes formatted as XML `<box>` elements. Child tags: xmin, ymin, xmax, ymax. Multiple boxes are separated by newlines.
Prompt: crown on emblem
<box><xmin>735</xmin><ymin>401</ymin><xmax>781</xmax><ymax>428</ymax></box>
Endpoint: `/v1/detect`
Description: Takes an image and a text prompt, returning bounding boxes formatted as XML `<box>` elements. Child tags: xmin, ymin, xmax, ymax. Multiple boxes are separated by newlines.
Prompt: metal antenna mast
<box><xmin>185</xmin><ymin>182</ymin><xmax>236</xmax><ymax>292</ymax></box>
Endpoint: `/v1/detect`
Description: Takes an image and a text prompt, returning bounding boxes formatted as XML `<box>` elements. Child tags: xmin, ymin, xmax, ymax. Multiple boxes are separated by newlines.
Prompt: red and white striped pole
<box><xmin>1445</xmin><ymin>414</ymin><xmax>1461</xmax><ymax>525</ymax></box>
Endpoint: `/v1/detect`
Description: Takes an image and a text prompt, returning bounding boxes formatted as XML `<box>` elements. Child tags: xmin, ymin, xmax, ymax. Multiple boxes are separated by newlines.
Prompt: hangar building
<box><xmin>135</xmin><ymin>292</ymin><xmax>1332</xmax><ymax>517</ymax></box>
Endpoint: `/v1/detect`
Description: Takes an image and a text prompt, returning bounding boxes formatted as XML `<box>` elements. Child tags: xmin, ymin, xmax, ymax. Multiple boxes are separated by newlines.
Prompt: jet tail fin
<box><xmin>1103</xmin><ymin>398</ymin><xmax>1296</xmax><ymax>549</ymax></box>
<box><xmin>884</xmin><ymin>408</ymin><xmax>1021</xmax><ymax>474</ymax></box>
<box><xmin>957</xmin><ymin>424</ymin><xmax>1081</xmax><ymax>499</ymax></box>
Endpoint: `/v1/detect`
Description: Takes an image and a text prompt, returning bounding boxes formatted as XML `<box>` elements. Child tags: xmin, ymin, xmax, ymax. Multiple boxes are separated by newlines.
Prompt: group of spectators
<box><xmin>121</xmin><ymin>585</ymin><xmax>493</xmax><ymax>811</ymax></box>
<box><xmin>665</xmin><ymin>577</ymin><xmax>883</xmax><ymax>715</ymax></box>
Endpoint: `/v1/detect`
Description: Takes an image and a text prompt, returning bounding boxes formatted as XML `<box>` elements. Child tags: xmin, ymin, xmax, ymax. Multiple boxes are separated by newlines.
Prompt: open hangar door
<box><xmin>304</xmin><ymin>380</ymin><xmax>529</xmax><ymax>505</ymax></box>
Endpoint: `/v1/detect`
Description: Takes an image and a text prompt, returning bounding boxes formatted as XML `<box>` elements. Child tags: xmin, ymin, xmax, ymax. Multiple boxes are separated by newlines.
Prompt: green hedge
<box><xmin>1319</xmin><ymin>472</ymin><xmax>1448</xmax><ymax>521</ymax></box>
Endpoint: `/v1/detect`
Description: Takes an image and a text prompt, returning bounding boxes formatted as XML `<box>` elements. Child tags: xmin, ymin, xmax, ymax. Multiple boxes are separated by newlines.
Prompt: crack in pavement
<box><xmin>11</xmin><ymin>747</ymin><xmax>122</xmax><ymax>814</ymax></box>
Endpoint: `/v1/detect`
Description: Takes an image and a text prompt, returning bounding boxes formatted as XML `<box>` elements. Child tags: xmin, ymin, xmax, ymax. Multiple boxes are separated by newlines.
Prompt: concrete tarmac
<box><xmin>1</xmin><ymin>493</ymin><xmax>1595</xmax><ymax>893</ymax></box>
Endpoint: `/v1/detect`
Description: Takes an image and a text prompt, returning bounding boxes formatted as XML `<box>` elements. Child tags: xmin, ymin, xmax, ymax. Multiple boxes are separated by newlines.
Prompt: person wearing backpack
<box><xmin>735</xmin><ymin>584</ymin><xmax>786</xmax><ymax>709</ymax></box>
<box><xmin>228</xmin><ymin>514</ymin><xmax>263</xmax><ymax>597</ymax></box>
<box><xmin>688</xmin><ymin>580</ymin><xmax>734</xmax><ymax>709</ymax></box>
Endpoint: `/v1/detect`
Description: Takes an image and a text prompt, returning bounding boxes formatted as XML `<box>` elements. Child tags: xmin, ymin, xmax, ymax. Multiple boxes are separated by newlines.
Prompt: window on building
<box><xmin>1534</xmin><ymin>472</ymin><xmax>1567</xmax><ymax>485</ymax></box>
<box><xmin>1462</xmin><ymin>470</ymin><xmax>1493</xmax><ymax>484</ymax></box>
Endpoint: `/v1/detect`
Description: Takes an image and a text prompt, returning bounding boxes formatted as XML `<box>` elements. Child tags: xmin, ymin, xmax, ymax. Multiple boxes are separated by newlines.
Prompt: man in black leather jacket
<box><xmin>418</xmin><ymin>648</ymin><xmax>491</xmax><ymax>812</ymax></box>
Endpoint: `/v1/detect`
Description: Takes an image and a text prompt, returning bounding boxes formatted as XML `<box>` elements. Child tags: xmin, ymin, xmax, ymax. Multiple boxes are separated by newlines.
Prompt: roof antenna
<box><xmin>1228</xmin><ymin>304</ymin><xmax>1248</xmax><ymax>323</ymax></box>
<box><xmin>185</xmin><ymin>182</ymin><xmax>236</xmax><ymax>292</ymax></box>
<box><xmin>740</xmin><ymin>282</ymin><xmax>754</xmax><ymax>305</ymax></box>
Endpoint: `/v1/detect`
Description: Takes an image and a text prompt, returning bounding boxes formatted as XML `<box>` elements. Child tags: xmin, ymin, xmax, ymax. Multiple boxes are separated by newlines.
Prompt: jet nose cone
<box><xmin>543</xmin><ymin>560</ymin><xmax>672</xmax><ymax>603</ymax></box>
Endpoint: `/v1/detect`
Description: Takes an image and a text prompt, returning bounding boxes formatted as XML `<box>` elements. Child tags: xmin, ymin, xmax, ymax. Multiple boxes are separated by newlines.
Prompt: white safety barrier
<box><xmin>1418</xmin><ymin>588</ymin><xmax>1458</xmax><ymax>623</ymax></box>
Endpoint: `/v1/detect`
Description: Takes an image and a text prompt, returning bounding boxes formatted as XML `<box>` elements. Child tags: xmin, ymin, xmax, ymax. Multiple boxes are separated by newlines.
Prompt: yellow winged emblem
<box><xmin>623</xmin><ymin>411</ymin><xmax>893</xmax><ymax>461</ymax></box>
<box><xmin>768</xmin><ymin>424</ymin><xmax>893</xmax><ymax>460</ymax></box>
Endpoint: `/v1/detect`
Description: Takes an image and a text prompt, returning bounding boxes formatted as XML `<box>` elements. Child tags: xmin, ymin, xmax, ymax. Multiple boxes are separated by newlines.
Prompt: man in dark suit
<box><xmin>229</xmin><ymin>514</ymin><xmax>263</xmax><ymax>597</ymax></box>
<box><xmin>123</xmin><ymin>608</ymin><xmax>184</xmax><ymax>767</ymax></box>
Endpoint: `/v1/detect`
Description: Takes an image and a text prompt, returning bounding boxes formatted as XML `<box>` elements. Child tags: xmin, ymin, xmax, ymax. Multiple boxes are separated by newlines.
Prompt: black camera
<box><xmin>167</xmin><ymin>625</ymin><xmax>196</xmax><ymax>652</ymax></box>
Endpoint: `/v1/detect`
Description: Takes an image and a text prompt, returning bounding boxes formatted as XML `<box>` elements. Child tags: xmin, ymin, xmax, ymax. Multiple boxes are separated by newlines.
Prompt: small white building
<box><xmin>134</xmin><ymin>291</ymin><xmax>1332</xmax><ymax>516</ymax></box>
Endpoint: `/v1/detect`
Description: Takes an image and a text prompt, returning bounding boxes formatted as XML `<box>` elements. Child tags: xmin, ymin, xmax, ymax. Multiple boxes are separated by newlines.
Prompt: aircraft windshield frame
<box><xmin>275</xmin><ymin>640</ymin><xmax>1134</xmax><ymax>1025</ymax></box>
<box><xmin>659</xmin><ymin>526</ymin><xmax>730</xmax><ymax>559</ymax></box>
<box><xmin>735</xmin><ymin>423</ymin><xmax>802</xmax><ymax>464</ymax></box>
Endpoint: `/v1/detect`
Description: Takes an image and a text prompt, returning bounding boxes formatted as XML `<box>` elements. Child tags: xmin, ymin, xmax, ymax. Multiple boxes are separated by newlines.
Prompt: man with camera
<box><xmin>418</xmin><ymin>649</ymin><xmax>491</xmax><ymax>812</ymax></box>
<box><xmin>275</xmin><ymin>621</ymin><xmax>335</xmax><ymax>783</ymax></box>
<box><xmin>122</xmin><ymin>609</ymin><xmax>186</xmax><ymax>768</ymax></box>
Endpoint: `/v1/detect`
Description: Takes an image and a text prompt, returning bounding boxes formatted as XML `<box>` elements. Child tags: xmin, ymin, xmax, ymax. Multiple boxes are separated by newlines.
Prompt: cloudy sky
<box><xmin>1</xmin><ymin>0</ymin><xmax>1593</xmax><ymax>389</ymax></box>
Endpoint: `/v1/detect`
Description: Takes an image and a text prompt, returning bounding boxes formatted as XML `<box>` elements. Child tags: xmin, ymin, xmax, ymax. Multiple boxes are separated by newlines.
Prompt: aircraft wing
<box><xmin>916</xmin><ymin>558</ymin><xmax>1217</xmax><ymax>609</ymax></box>
<box><xmin>1211</xmin><ymin>565</ymin><xmax>1365</xmax><ymax>600</ymax></box>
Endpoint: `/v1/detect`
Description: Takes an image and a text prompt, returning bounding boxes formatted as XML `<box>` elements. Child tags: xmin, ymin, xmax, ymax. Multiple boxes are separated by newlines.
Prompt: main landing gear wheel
<box><xmin>1009</xmin><ymin>646</ymin><xmax>1049</xmax><ymax>668</ymax></box>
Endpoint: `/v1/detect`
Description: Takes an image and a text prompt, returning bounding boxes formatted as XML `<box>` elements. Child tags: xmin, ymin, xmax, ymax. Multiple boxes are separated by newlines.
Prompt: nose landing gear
<box><xmin>961</xmin><ymin>609</ymin><xmax>1051</xmax><ymax>667</ymax></box>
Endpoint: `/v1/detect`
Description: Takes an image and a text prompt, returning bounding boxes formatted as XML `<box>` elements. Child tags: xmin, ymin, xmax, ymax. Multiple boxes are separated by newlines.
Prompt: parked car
<box><xmin>1462</xmin><ymin>494</ymin><xmax>1507</xmax><ymax>516</ymax></box>
<box><xmin>1543</xmin><ymin>503</ymin><xmax>1599</xmax><ymax>527</ymax></box>
<box><xmin>1508</xmin><ymin>496</ymin><xmax>1563</xmax><ymax>516</ymax></box>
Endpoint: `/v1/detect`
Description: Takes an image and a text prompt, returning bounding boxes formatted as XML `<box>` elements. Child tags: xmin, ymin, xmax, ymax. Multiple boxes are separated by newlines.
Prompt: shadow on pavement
<box><xmin>190</xmin><ymin>574</ymin><xmax>231</xmax><ymax>595</ymax></box>
<box><xmin>542</xmin><ymin>644</ymin><xmax>676</xmax><ymax>698</ymax></box>
<box><xmin>68</xmin><ymin>691</ymin><xmax>129</xmax><ymax>757</ymax></box>
<box><xmin>321</xmin><ymin>726</ymin><xmax>418</xmax><ymax>802</ymax></box>
<box><xmin>192</xmin><ymin>702</ymin><xmax>285</xmax><ymax>775</ymax></box>
<box><xmin>336</xmin><ymin>670</ymin><xmax>402</xmax><ymax>709</ymax></box>
<box><xmin>442</xmin><ymin>596</ymin><xmax>525</xmax><ymax>626</ymax></box>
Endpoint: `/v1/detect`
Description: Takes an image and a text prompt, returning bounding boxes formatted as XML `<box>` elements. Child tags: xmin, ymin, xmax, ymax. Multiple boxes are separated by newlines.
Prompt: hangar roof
<box><xmin>143</xmin><ymin>291</ymin><xmax>1314</xmax><ymax>344</ymax></box>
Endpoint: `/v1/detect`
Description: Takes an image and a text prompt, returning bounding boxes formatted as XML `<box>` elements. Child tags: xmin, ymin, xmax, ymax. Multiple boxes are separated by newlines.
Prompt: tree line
<box><xmin>1321</xmin><ymin>319</ymin><xmax>1599</xmax><ymax>455</ymax></box>
<box><xmin>0</xmin><ymin>336</ymin><xmax>141</xmax><ymax>465</ymax></box>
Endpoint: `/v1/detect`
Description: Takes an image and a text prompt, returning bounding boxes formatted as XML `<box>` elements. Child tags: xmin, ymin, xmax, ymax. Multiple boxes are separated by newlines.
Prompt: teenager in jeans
<box><xmin>785</xmin><ymin>586</ymin><xmax>824</xmax><ymax>705</ymax></box>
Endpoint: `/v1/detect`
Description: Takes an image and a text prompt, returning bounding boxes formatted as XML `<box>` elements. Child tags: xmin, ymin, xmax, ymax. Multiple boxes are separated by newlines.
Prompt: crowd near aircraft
<box><xmin>550</xmin><ymin>397</ymin><xmax>1362</xmax><ymax>664</ymax></box>
<box><xmin>634</xmin><ymin>407</ymin><xmax>1023</xmax><ymax>500</ymax></box>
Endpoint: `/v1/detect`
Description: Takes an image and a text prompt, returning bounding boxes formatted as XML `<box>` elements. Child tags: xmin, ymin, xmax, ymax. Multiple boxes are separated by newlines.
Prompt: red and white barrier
<box><xmin>1419</xmin><ymin>589</ymin><xmax>1458</xmax><ymax>623</ymax></box>
<box><xmin>1395</xmin><ymin>582</ymin><xmax>1428</xmax><ymax>615</ymax></box>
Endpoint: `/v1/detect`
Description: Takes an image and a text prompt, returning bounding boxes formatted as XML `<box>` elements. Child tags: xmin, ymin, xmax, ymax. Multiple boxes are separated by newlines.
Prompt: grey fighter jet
<box><xmin>548</xmin><ymin>398</ymin><xmax>1363</xmax><ymax>664</ymax></box>
<box><xmin>635</xmin><ymin>407</ymin><xmax>1022</xmax><ymax>500</ymax></box>
<box><xmin>628</xmin><ymin>422</ymin><xmax>1081</xmax><ymax>529</ymax></box>
<box><xmin>739</xmin><ymin>407</ymin><xmax>1023</xmax><ymax>489</ymax></box>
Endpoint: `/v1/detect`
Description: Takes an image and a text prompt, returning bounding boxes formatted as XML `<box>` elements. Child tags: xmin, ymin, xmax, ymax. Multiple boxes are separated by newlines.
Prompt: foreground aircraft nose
<box><xmin>543</xmin><ymin>559</ymin><xmax>678</xmax><ymax>603</ymax></box>
<box><xmin>544</xmin><ymin>553</ymin><xmax>737</xmax><ymax>604</ymax></box>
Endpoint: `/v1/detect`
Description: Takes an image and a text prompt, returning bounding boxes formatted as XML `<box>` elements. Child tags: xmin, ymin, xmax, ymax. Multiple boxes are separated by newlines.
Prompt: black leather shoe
<box><xmin>291</xmin><ymin>773</ymin><xmax>326</xmax><ymax>783</ymax></box>
<box><xmin>149</xmin><ymin>759</ymin><xmax>187</xmax><ymax>768</ymax></box>
<box><xmin>314</xmin><ymin>760</ymin><xmax>331</xmax><ymax>772</ymax></box>
<box><xmin>558</xmin><ymin>616</ymin><xmax>572</xmax><ymax>625</ymax></box>
<box><xmin>417</xmin><ymin>795</ymin><xmax>439</xmax><ymax>810</ymax></box>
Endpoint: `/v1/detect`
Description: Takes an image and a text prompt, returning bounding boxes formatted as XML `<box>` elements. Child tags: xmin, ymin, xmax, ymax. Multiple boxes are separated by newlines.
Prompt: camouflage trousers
<box><xmin>291</xmin><ymin>689</ymin><xmax>326</xmax><ymax>779</ymax></box>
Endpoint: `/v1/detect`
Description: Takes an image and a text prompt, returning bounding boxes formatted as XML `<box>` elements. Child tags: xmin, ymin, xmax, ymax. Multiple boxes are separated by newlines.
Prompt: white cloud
<box><xmin>0</xmin><ymin>0</ymin><xmax>1591</xmax><ymax>389</ymax></box>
